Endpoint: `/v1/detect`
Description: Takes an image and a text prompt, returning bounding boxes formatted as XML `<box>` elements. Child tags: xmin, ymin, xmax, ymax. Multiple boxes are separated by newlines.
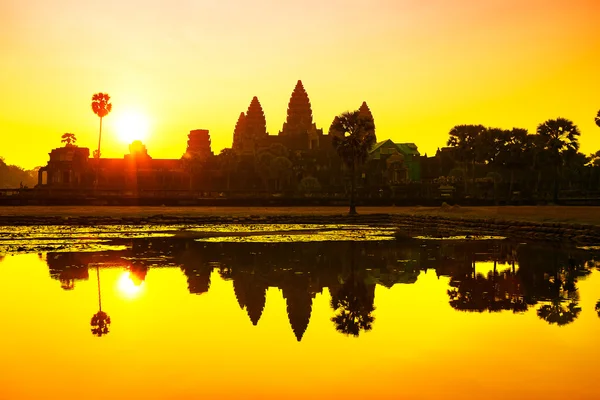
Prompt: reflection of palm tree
<box><xmin>330</xmin><ymin>246</ymin><xmax>376</xmax><ymax>337</ymax></box>
<box><xmin>330</xmin><ymin>275</ymin><xmax>375</xmax><ymax>336</ymax></box>
<box><xmin>90</xmin><ymin>266</ymin><xmax>111</xmax><ymax>337</ymax></box>
<box><xmin>537</xmin><ymin>301</ymin><xmax>581</xmax><ymax>326</ymax></box>
<box><xmin>595</xmin><ymin>300</ymin><xmax>600</xmax><ymax>317</ymax></box>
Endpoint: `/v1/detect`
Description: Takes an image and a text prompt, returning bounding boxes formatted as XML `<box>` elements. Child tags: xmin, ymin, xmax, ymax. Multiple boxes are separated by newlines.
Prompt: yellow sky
<box><xmin>1</xmin><ymin>0</ymin><xmax>599</xmax><ymax>169</ymax></box>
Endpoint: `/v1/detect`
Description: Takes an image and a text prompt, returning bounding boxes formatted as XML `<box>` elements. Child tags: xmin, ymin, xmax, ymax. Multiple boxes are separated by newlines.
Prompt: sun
<box><xmin>117</xmin><ymin>271</ymin><xmax>145</xmax><ymax>299</ymax></box>
<box><xmin>113</xmin><ymin>110</ymin><xmax>150</xmax><ymax>144</ymax></box>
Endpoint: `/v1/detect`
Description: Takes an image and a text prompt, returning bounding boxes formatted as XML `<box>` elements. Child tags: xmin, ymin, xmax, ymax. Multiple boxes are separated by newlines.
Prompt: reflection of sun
<box><xmin>114</xmin><ymin>110</ymin><xmax>150</xmax><ymax>144</ymax></box>
<box><xmin>117</xmin><ymin>271</ymin><xmax>144</xmax><ymax>299</ymax></box>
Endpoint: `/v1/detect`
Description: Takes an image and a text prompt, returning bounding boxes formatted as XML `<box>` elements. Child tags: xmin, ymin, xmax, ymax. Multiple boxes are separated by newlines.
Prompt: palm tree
<box><xmin>536</xmin><ymin>118</ymin><xmax>581</xmax><ymax>202</ymax></box>
<box><xmin>218</xmin><ymin>148</ymin><xmax>238</xmax><ymax>191</ymax></box>
<box><xmin>91</xmin><ymin>93</ymin><xmax>112</xmax><ymax>182</ymax></box>
<box><xmin>497</xmin><ymin>128</ymin><xmax>530</xmax><ymax>199</ymax></box>
<box><xmin>447</xmin><ymin>124</ymin><xmax>486</xmax><ymax>194</ymax></box>
<box><xmin>90</xmin><ymin>265</ymin><xmax>111</xmax><ymax>337</ymax></box>
<box><xmin>595</xmin><ymin>110</ymin><xmax>600</xmax><ymax>128</ymax></box>
<box><xmin>61</xmin><ymin>133</ymin><xmax>77</xmax><ymax>146</ymax></box>
<box><xmin>329</xmin><ymin>111</ymin><xmax>376</xmax><ymax>215</ymax></box>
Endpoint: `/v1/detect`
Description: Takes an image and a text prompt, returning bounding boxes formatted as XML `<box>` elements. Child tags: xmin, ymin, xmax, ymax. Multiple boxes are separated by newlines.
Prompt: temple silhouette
<box><xmin>33</xmin><ymin>80</ymin><xmax>436</xmax><ymax>199</ymax></box>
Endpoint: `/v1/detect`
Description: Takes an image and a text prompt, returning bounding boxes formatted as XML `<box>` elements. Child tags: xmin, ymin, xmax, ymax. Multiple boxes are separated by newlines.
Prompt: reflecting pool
<box><xmin>1</xmin><ymin>236</ymin><xmax>599</xmax><ymax>399</ymax></box>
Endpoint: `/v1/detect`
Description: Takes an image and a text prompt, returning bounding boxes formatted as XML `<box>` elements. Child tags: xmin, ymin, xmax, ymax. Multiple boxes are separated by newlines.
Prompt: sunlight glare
<box><xmin>117</xmin><ymin>271</ymin><xmax>145</xmax><ymax>299</ymax></box>
<box><xmin>114</xmin><ymin>110</ymin><xmax>150</xmax><ymax>144</ymax></box>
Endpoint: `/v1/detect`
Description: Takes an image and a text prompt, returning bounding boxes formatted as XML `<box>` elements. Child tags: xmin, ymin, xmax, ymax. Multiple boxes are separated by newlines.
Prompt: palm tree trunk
<box><xmin>535</xmin><ymin>170</ymin><xmax>542</xmax><ymax>198</ymax></box>
<box><xmin>508</xmin><ymin>169</ymin><xmax>515</xmax><ymax>201</ymax></box>
<box><xmin>553</xmin><ymin>165</ymin><xmax>559</xmax><ymax>203</ymax></box>
<box><xmin>96</xmin><ymin>265</ymin><xmax>102</xmax><ymax>312</ymax></box>
<box><xmin>95</xmin><ymin>117</ymin><xmax>103</xmax><ymax>187</ymax></box>
<box><xmin>471</xmin><ymin>158</ymin><xmax>476</xmax><ymax>197</ymax></box>
<box><xmin>349</xmin><ymin>160</ymin><xmax>357</xmax><ymax>215</ymax></box>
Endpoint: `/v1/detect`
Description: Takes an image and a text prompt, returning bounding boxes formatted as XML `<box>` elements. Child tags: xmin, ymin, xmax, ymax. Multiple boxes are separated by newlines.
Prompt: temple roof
<box><xmin>245</xmin><ymin>96</ymin><xmax>267</xmax><ymax>139</ymax></box>
<box><xmin>395</xmin><ymin>143</ymin><xmax>420</xmax><ymax>156</ymax></box>
<box><xmin>232</xmin><ymin>112</ymin><xmax>246</xmax><ymax>149</ymax></box>
<box><xmin>358</xmin><ymin>101</ymin><xmax>374</xmax><ymax>123</ymax></box>
<box><xmin>281</xmin><ymin>80</ymin><xmax>314</xmax><ymax>136</ymax></box>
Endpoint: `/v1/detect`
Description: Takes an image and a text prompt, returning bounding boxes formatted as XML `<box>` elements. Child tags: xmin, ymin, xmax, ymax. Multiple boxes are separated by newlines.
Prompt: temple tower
<box><xmin>281</xmin><ymin>80</ymin><xmax>313</xmax><ymax>137</ymax></box>
<box><xmin>279</xmin><ymin>80</ymin><xmax>323</xmax><ymax>150</ymax></box>
<box><xmin>184</xmin><ymin>129</ymin><xmax>213</xmax><ymax>161</ymax></box>
<box><xmin>240</xmin><ymin>96</ymin><xmax>268</xmax><ymax>153</ymax></box>
<box><xmin>232</xmin><ymin>112</ymin><xmax>246</xmax><ymax>151</ymax></box>
<box><xmin>358</xmin><ymin>101</ymin><xmax>374</xmax><ymax>126</ymax></box>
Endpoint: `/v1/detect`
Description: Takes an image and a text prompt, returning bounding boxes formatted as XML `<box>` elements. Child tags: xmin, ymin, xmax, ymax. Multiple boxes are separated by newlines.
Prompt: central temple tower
<box><xmin>279</xmin><ymin>80</ymin><xmax>323</xmax><ymax>150</ymax></box>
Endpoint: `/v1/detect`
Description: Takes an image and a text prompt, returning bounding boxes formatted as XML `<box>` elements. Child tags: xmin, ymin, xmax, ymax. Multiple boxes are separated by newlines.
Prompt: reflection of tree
<box><xmin>47</xmin><ymin>253</ymin><xmax>90</xmax><ymax>290</ymax></box>
<box><xmin>595</xmin><ymin>300</ymin><xmax>600</xmax><ymax>318</ymax></box>
<box><xmin>330</xmin><ymin>273</ymin><xmax>375</xmax><ymax>337</ymax></box>
<box><xmin>537</xmin><ymin>301</ymin><xmax>581</xmax><ymax>326</ymax></box>
<box><xmin>91</xmin><ymin>311</ymin><xmax>111</xmax><ymax>336</ymax></box>
<box><xmin>447</xmin><ymin>260</ymin><xmax>528</xmax><ymax>313</ymax></box>
<box><xmin>330</xmin><ymin>244</ymin><xmax>376</xmax><ymax>338</ymax></box>
<box><xmin>90</xmin><ymin>266</ymin><xmax>111</xmax><ymax>337</ymax></box>
<box><xmin>518</xmin><ymin>246</ymin><xmax>589</xmax><ymax>326</ymax></box>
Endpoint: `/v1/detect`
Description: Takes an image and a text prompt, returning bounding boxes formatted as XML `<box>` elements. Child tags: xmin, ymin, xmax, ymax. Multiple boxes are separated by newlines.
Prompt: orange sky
<box><xmin>1</xmin><ymin>0</ymin><xmax>599</xmax><ymax>169</ymax></box>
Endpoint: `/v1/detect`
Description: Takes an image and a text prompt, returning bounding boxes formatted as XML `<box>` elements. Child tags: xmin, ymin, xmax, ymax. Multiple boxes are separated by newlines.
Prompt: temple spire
<box><xmin>281</xmin><ymin>80</ymin><xmax>313</xmax><ymax>137</ymax></box>
<box><xmin>232</xmin><ymin>112</ymin><xmax>246</xmax><ymax>150</ymax></box>
<box><xmin>358</xmin><ymin>101</ymin><xmax>374</xmax><ymax>125</ymax></box>
<box><xmin>245</xmin><ymin>96</ymin><xmax>267</xmax><ymax>140</ymax></box>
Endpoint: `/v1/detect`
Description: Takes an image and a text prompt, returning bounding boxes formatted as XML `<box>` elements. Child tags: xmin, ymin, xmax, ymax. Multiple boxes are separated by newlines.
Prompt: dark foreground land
<box><xmin>0</xmin><ymin>205</ymin><xmax>598</xmax><ymax>224</ymax></box>
<box><xmin>1</xmin><ymin>205</ymin><xmax>599</xmax><ymax>246</ymax></box>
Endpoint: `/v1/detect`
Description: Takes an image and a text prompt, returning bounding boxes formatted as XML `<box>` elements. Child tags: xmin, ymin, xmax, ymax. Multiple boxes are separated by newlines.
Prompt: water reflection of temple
<box><xmin>41</xmin><ymin>239</ymin><xmax>599</xmax><ymax>337</ymax></box>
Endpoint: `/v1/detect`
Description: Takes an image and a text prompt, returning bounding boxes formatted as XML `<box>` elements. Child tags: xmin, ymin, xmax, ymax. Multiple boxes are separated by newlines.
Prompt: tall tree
<box><xmin>595</xmin><ymin>109</ymin><xmax>600</xmax><ymax>128</ymax></box>
<box><xmin>447</xmin><ymin>124</ymin><xmax>487</xmax><ymax>193</ymax></box>
<box><xmin>536</xmin><ymin>118</ymin><xmax>581</xmax><ymax>202</ymax></box>
<box><xmin>61</xmin><ymin>133</ymin><xmax>77</xmax><ymax>146</ymax></box>
<box><xmin>497</xmin><ymin>128</ymin><xmax>531</xmax><ymax>199</ymax></box>
<box><xmin>218</xmin><ymin>148</ymin><xmax>239</xmax><ymax>191</ymax></box>
<box><xmin>329</xmin><ymin>111</ymin><xmax>376</xmax><ymax>215</ymax></box>
<box><xmin>91</xmin><ymin>93</ymin><xmax>112</xmax><ymax>181</ymax></box>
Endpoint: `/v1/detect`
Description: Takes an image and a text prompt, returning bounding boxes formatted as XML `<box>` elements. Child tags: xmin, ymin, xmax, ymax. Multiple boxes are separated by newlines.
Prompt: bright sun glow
<box><xmin>113</xmin><ymin>111</ymin><xmax>150</xmax><ymax>144</ymax></box>
<box><xmin>117</xmin><ymin>271</ymin><xmax>144</xmax><ymax>299</ymax></box>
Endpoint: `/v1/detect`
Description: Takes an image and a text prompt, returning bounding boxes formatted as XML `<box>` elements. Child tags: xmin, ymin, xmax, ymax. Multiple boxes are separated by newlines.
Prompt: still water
<box><xmin>1</xmin><ymin>234</ymin><xmax>600</xmax><ymax>400</ymax></box>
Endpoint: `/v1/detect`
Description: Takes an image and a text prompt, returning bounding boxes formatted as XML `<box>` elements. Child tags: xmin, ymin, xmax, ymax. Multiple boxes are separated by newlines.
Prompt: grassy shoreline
<box><xmin>0</xmin><ymin>205</ymin><xmax>598</xmax><ymax>226</ymax></box>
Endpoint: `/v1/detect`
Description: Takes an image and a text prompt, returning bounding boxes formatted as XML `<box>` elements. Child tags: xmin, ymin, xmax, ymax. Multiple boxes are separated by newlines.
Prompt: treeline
<box><xmin>444</xmin><ymin>117</ymin><xmax>600</xmax><ymax>201</ymax></box>
<box><xmin>0</xmin><ymin>157</ymin><xmax>38</xmax><ymax>189</ymax></box>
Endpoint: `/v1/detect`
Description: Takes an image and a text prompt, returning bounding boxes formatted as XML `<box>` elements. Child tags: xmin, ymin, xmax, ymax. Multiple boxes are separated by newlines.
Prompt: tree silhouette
<box><xmin>330</xmin><ymin>273</ymin><xmax>375</xmax><ymax>336</ymax></box>
<box><xmin>537</xmin><ymin>301</ymin><xmax>581</xmax><ymax>326</ymax></box>
<box><xmin>218</xmin><ymin>148</ymin><xmax>238</xmax><ymax>191</ymax></box>
<box><xmin>61</xmin><ymin>133</ymin><xmax>77</xmax><ymax>146</ymax></box>
<box><xmin>447</xmin><ymin>124</ymin><xmax>486</xmax><ymax>194</ymax></box>
<box><xmin>90</xmin><ymin>266</ymin><xmax>111</xmax><ymax>337</ymax></box>
<box><xmin>595</xmin><ymin>300</ymin><xmax>600</xmax><ymax>317</ymax></box>
<box><xmin>535</xmin><ymin>118</ymin><xmax>581</xmax><ymax>202</ymax></box>
<box><xmin>91</xmin><ymin>93</ymin><xmax>112</xmax><ymax>182</ymax></box>
<box><xmin>595</xmin><ymin>110</ymin><xmax>600</xmax><ymax>128</ymax></box>
<box><xmin>329</xmin><ymin>111</ymin><xmax>376</xmax><ymax>215</ymax></box>
<box><xmin>496</xmin><ymin>128</ymin><xmax>531</xmax><ymax>199</ymax></box>
<box><xmin>330</xmin><ymin>244</ymin><xmax>376</xmax><ymax>337</ymax></box>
